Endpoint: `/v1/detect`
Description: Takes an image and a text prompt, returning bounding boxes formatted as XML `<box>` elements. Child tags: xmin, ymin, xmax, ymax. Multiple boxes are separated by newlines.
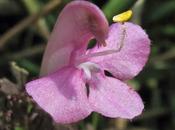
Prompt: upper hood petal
<box><xmin>40</xmin><ymin>1</ymin><xmax>108</xmax><ymax>76</ymax></box>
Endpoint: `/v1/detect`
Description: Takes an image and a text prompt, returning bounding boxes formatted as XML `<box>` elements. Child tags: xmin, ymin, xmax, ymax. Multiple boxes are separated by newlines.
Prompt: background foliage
<box><xmin>0</xmin><ymin>0</ymin><xmax>175</xmax><ymax>130</ymax></box>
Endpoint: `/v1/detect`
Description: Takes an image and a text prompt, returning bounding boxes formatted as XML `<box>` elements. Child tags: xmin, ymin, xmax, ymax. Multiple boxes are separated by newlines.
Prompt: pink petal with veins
<box><xmin>89</xmin><ymin>22</ymin><xmax>150</xmax><ymax>80</ymax></box>
<box><xmin>26</xmin><ymin>67</ymin><xmax>92</xmax><ymax>124</ymax></box>
<box><xmin>40</xmin><ymin>0</ymin><xmax>108</xmax><ymax>76</ymax></box>
<box><xmin>88</xmin><ymin>73</ymin><xmax>144</xmax><ymax>119</ymax></box>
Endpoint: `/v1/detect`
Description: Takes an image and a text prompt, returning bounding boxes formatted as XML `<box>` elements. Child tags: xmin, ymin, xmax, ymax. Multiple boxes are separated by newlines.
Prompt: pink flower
<box><xmin>26</xmin><ymin>1</ymin><xmax>150</xmax><ymax>124</ymax></box>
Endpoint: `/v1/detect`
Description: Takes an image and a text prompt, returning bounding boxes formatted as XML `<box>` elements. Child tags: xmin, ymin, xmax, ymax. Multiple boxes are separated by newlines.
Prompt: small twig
<box><xmin>0</xmin><ymin>44</ymin><xmax>45</xmax><ymax>68</ymax></box>
<box><xmin>10</xmin><ymin>62</ymin><xmax>29</xmax><ymax>89</ymax></box>
<box><xmin>114</xmin><ymin>119</ymin><xmax>128</xmax><ymax>130</ymax></box>
<box><xmin>54</xmin><ymin>124</ymin><xmax>77</xmax><ymax>130</ymax></box>
<box><xmin>0</xmin><ymin>78</ymin><xmax>19</xmax><ymax>94</ymax></box>
<box><xmin>7</xmin><ymin>44</ymin><xmax>45</xmax><ymax>60</ymax></box>
<box><xmin>0</xmin><ymin>0</ymin><xmax>61</xmax><ymax>49</ymax></box>
<box><xmin>134</xmin><ymin>107</ymin><xmax>170</xmax><ymax>121</ymax></box>
<box><xmin>22</xmin><ymin>0</ymin><xmax>50</xmax><ymax>39</ymax></box>
<box><xmin>128</xmin><ymin>127</ymin><xmax>150</xmax><ymax>130</ymax></box>
<box><xmin>1</xmin><ymin>44</ymin><xmax>45</xmax><ymax>63</ymax></box>
<box><xmin>149</xmin><ymin>47</ymin><xmax>175</xmax><ymax>64</ymax></box>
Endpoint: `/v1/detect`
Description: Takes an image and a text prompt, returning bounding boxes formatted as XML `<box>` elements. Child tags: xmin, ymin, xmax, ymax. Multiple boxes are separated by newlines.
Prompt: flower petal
<box><xmin>88</xmin><ymin>73</ymin><xmax>144</xmax><ymax>119</ymax></box>
<box><xmin>40</xmin><ymin>1</ymin><xmax>108</xmax><ymax>76</ymax></box>
<box><xmin>26</xmin><ymin>67</ymin><xmax>92</xmax><ymax>124</ymax></box>
<box><xmin>89</xmin><ymin>22</ymin><xmax>150</xmax><ymax>80</ymax></box>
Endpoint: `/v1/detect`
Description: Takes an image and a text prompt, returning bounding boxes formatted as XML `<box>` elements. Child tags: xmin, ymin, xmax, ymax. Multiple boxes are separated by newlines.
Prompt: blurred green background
<box><xmin>0</xmin><ymin>0</ymin><xmax>175</xmax><ymax>130</ymax></box>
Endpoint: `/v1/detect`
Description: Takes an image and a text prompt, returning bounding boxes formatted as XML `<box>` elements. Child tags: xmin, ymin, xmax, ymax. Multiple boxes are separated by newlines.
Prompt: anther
<box><xmin>77</xmin><ymin>10</ymin><xmax>132</xmax><ymax>61</ymax></box>
<box><xmin>113</xmin><ymin>10</ymin><xmax>133</xmax><ymax>23</ymax></box>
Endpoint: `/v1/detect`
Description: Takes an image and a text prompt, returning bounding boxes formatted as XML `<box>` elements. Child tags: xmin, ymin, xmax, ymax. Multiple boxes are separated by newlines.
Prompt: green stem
<box><xmin>92</xmin><ymin>113</ymin><xmax>100</xmax><ymax>130</ymax></box>
<box><xmin>22</xmin><ymin>0</ymin><xmax>50</xmax><ymax>39</ymax></box>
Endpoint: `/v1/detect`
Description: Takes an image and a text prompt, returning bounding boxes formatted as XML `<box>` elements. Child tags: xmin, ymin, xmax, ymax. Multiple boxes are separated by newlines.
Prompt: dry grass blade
<box><xmin>0</xmin><ymin>78</ymin><xmax>19</xmax><ymax>94</ymax></box>
<box><xmin>0</xmin><ymin>0</ymin><xmax>61</xmax><ymax>49</ymax></box>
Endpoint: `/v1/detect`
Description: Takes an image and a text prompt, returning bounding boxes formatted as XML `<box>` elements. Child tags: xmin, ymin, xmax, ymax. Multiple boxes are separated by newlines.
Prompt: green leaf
<box><xmin>103</xmin><ymin>0</ymin><xmax>137</xmax><ymax>21</ymax></box>
<box><xmin>15</xmin><ymin>126</ymin><xmax>24</xmax><ymax>130</ymax></box>
<box><xmin>148</xmin><ymin>1</ymin><xmax>175</xmax><ymax>22</ymax></box>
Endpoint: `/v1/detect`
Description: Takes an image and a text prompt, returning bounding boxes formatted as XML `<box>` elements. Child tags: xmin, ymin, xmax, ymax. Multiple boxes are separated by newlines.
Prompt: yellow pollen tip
<box><xmin>113</xmin><ymin>10</ymin><xmax>133</xmax><ymax>23</ymax></box>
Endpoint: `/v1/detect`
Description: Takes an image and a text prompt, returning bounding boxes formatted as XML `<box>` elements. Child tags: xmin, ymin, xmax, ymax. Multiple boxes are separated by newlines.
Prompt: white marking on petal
<box><xmin>78</xmin><ymin>62</ymin><xmax>101</xmax><ymax>80</ymax></box>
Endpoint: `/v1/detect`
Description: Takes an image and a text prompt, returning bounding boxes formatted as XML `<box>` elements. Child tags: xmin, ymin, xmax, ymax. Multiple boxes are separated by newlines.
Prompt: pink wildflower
<box><xmin>26</xmin><ymin>1</ymin><xmax>150</xmax><ymax>124</ymax></box>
